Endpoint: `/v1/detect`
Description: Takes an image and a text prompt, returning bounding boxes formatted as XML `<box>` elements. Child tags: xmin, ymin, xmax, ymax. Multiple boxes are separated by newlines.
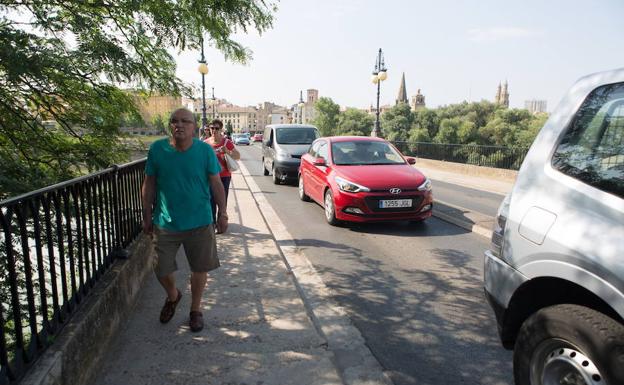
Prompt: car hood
<box><xmin>333</xmin><ymin>164</ymin><xmax>427</xmax><ymax>190</ymax></box>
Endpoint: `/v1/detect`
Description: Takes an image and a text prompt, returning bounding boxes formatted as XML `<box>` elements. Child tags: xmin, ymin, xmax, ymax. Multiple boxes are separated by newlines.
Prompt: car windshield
<box><xmin>331</xmin><ymin>141</ymin><xmax>406</xmax><ymax>165</ymax></box>
<box><xmin>275</xmin><ymin>127</ymin><xmax>319</xmax><ymax>144</ymax></box>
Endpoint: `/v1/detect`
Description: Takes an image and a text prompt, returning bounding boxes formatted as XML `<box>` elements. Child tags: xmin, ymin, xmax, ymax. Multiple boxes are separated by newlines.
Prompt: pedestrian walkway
<box><xmin>94</xmin><ymin>169</ymin><xmax>390</xmax><ymax>385</ymax></box>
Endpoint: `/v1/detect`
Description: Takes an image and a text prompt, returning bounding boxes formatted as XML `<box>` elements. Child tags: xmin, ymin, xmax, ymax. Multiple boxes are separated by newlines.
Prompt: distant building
<box><xmin>495</xmin><ymin>81</ymin><xmax>510</xmax><ymax>108</ymax></box>
<box><xmin>410</xmin><ymin>89</ymin><xmax>426</xmax><ymax>110</ymax></box>
<box><xmin>525</xmin><ymin>99</ymin><xmax>547</xmax><ymax>114</ymax></box>
<box><xmin>396</xmin><ymin>72</ymin><xmax>408</xmax><ymax>105</ymax></box>
<box><xmin>134</xmin><ymin>92</ymin><xmax>184</xmax><ymax>125</ymax></box>
<box><xmin>215</xmin><ymin>105</ymin><xmax>259</xmax><ymax>133</ymax></box>
<box><xmin>294</xmin><ymin>89</ymin><xmax>319</xmax><ymax>124</ymax></box>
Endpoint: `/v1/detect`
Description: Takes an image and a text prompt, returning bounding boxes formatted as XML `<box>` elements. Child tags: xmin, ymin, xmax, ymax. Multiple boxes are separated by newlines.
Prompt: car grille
<box><xmin>364</xmin><ymin>195</ymin><xmax>424</xmax><ymax>213</ymax></box>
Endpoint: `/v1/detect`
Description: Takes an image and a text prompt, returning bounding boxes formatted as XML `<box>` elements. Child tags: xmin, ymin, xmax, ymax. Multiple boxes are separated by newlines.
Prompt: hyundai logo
<box><xmin>389</xmin><ymin>188</ymin><xmax>401</xmax><ymax>194</ymax></box>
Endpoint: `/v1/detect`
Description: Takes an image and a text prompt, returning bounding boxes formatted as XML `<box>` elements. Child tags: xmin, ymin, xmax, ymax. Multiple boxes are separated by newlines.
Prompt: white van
<box><xmin>262</xmin><ymin>124</ymin><xmax>319</xmax><ymax>184</ymax></box>
<box><xmin>484</xmin><ymin>68</ymin><xmax>624</xmax><ymax>384</ymax></box>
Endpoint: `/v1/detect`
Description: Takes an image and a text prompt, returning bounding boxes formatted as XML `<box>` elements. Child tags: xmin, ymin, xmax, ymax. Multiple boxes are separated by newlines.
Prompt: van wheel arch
<box><xmin>501</xmin><ymin>277</ymin><xmax>623</xmax><ymax>350</ymax></box>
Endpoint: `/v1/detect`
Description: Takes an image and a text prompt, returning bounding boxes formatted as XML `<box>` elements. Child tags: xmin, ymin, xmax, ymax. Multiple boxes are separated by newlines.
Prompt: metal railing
<box><xmin>391</xmin><ymin>141</ymin><xmax>529</xmax><ymax>170</ymax></box>
<box><xmin>0</xmin><ymin>159</ymin><xmax>146</xmax><ymax>384</ymax></box>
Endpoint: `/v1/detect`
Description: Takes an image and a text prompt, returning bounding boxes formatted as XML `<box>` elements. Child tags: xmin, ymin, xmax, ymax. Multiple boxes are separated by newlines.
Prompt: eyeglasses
<box><xmin>209</xmin><ymin>126</ymin><xmax>221</xmax><ymax>130</ymax></box>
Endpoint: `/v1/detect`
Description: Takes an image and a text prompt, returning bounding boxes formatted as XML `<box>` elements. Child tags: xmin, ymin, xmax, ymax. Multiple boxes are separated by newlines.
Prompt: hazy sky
<box><xmin>174</xmin><ymin>0</ymin><xmax>624</xmax><ymax>111</ymax></box>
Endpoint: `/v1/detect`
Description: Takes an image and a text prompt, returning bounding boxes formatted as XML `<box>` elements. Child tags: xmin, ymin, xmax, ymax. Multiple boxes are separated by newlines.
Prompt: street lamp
<box><xmin>298</xmin><ymin>90</ymin><xmax>305</xmax><ymax>124</ymax></box>
<box><xmin>370</xmin><ymin>48</ymin><xmax>387</xmax><ymax>137</ymax></box>
<box><xmin>208</xmin><ymin>87</ymin><xmax>217</xmax><ymax>118</ymax></box>
<box><xmin>197</xmin><ymin>37</ymin><xmax>209</xmax><ymax>138</ymax></box>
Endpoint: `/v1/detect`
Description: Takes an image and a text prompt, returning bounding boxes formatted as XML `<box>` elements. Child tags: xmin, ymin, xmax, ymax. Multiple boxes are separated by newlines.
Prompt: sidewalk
<box><xmin>94</xmin><ymin>168</ymin><xmax>391</xmax><ymax>385</ymax></box>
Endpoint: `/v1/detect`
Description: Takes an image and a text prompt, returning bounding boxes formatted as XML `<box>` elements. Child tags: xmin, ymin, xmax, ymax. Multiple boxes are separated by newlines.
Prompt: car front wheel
<box><xmin>324</xmin><ymin>190</ymin><xmax>339</xmax><ymax>226</ymax></box>
<box><xmin>513</xmin><ymin>304</ymin><xmax>624</xmax><ymax>385</ymax></box>
<box><xmin>272</xmin><ymin>164</ymin><xmax>280</xmax><ymax>185</ymax></box>
<box><xmin>299</xmin><ymin>175</ymin><xmax>310</xmax><ymax>201</ymax></box>
<box><xmin>263</xmin><ymin>158</ymin><xmax>269</xmax><ymax>176</ymax></box>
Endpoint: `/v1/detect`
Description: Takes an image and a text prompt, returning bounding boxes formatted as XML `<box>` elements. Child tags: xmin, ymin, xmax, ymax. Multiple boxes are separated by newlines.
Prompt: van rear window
<box><xmin>275</xmin><ymin>127</ymin><xmax>319</xmax><ymax>144</ymax></box>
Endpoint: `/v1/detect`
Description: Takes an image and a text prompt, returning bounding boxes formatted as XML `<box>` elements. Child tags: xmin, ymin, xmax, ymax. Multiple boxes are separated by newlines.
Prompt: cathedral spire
<box><xmin>396</xmin><ymin>72</ymin><xmax>408</xmax><ymax>105</ymax></box>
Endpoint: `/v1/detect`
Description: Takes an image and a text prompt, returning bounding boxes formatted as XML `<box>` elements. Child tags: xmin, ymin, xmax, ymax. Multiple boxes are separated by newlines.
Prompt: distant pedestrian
<box><xmin>204</xmin><ymin>119</ymin><xmax>240</xmax><ymax>231</ymax></box>
<box><xmin>141</xmin><ymin>108</ymin><xmax>228</xmax><ymax>332</ymax></box>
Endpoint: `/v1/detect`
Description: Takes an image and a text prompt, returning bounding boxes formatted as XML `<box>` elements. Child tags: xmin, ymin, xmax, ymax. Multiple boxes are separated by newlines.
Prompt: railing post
<box><xmin>111</xmin><ymin>165</ymin><xmax>129</xmax><ymax>259</ymax></box>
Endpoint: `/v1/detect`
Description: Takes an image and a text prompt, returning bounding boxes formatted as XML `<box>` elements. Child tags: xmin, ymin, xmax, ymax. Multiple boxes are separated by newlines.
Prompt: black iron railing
<box><xmin>0</xmin><ymin>159</ymin><xmax>146</xmax><ymax>384</ymax></box>
<box><xmin>391</xmin><ymin>141</ymin><xmax>529</xmax><ymax>170</ymax></box>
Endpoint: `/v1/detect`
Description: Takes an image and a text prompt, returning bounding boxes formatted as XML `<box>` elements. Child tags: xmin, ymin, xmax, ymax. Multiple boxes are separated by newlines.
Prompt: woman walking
<box><xmin>204</xmin><ymin>119</ymin><xmax>240</xmax><ymax>231</ymax></box>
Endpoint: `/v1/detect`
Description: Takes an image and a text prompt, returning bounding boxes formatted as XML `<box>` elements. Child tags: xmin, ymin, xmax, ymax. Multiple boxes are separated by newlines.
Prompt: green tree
<box><xmin>312</xmin><ymin>97</ymin><xmax>340</xmax><ymax>136</ymax></box>
<box><xmin>152</xmin><ymin>114</ymin><xmax>167</xmax><ymax>134</ymax></box>
<box><xmin>336</xmin><ymin>108</ymin><xmax>373</xmax><ymax>136</ymax></box>
<box><xmin>381</xmin><ymin>103</ymin><xmax>413</xmax><ymax>141</ymax></box>
<box><xmin>0</xmin><ymin>0</ymin><xmax>275</xmax><ymax>198</ymax></box>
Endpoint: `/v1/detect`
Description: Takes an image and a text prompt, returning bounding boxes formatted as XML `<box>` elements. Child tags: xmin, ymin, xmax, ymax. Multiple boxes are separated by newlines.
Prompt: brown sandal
<box><xmin>189</xmin><ymin>311</ymin><xmax>204</xmax><ymax>332</ymax></box>
<box><xmin>159</xmin><ymin>289</ymin><xmax>182</xmax><ymax>323</ymax></box>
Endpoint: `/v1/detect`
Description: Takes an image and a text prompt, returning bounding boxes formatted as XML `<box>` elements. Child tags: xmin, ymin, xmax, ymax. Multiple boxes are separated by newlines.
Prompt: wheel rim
<box><xmin>298</xmin><ymin>177</ymin><xmax>305</xmax><ymax>198</ymax></box>
<box><xmin>324</xmin><ymin>192</ymin><xmax>334</xmax><ymax>221</ymax></box>
<box><xmin>530</xmin><ymin>340</ymin><xmax>603</xmax><ymax>385</ymax></box>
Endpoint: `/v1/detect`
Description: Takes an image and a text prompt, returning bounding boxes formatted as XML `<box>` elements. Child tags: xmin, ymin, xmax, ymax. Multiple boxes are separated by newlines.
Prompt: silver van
<box><xmin>262</xmin><ymin>124</ymin><xmax>320</xmax><ymax>184</ymax></box>
<box><xmin>484</xmin><ymin>68</ymin><xmax>624</xmax><ymax>384</ymax></box>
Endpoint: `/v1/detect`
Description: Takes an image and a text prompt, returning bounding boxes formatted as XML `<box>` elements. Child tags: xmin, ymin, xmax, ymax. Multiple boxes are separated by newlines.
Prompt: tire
<box><xmin>263</xmin><ymin>158</ymin><xmax>269</xmax><ymax>176</ymax></box>
<box><xmin>298</xmin><ymin>175</ymin><xmax>311</xmax><ymax>201</ymax></box>
<box><xmin>324</xmin><ymin>189</ymin><xmax>340</xmax><ymax>226</ymax></box>
<box><xmin>513</xmin><ymin>304</ymin><xmax>624</xmax><ymax>385</ymax></box>
<box><xmin>272</xmin><ymin>164</ymin><xmax>280</xmax><ymax>185</ymax></box>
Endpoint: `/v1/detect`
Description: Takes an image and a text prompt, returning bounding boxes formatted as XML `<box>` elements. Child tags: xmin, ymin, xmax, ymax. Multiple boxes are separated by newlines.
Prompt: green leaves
<box><xmin>0</xmin><ymin>0</ymin><xmax>276</xmax><ymax>198</ymax></box>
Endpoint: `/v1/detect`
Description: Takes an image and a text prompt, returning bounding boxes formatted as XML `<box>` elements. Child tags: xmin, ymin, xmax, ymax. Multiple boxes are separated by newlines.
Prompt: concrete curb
<box><xmin>237</xmin><ymin>164</ymin><xmax>393</xmax><ymax>385</ymax></box>
<box><xmin>432</xmin><ymin>200</ymin><xmax>494</xmax><ymax>239</ymax></box>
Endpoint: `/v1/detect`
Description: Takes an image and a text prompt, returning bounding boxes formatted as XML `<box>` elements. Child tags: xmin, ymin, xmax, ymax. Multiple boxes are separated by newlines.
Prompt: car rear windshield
<box><xmin>331</xmin><ymin>141</ymin><xmax>406</xmax><ymax>165</ymax></box>
<box><xmin>275</xmin><ymin>127</ymin><xmax>319</xmax><ymax>144</ymax></box>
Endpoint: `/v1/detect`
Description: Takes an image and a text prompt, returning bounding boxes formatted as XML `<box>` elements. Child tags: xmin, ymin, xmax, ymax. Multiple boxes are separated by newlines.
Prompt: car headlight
<box><xmin>417</xmin><ymin>178</ymin><xmax>432</xmax><ymax>191</ymax></box>
<box><xmin>276</xmin><ymin>150</ymin><xmax>290</xmax><ymax>159</ymax></box>
<box><xmin>335</xmin><ymin>176</ymin><xmax>370</xmax><ymax>193</ymax></box>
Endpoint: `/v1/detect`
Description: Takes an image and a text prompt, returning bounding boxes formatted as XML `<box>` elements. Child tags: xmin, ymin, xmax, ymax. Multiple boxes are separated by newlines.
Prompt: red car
<box><xmin>298</xmin><ymin>136</ymin><xmax>433</xmax><ymax>225</ymax></box>
<box><xmin>253</xmin><ymin>133</ymin><xmax>263</xmax><ymax>142</ymax></box>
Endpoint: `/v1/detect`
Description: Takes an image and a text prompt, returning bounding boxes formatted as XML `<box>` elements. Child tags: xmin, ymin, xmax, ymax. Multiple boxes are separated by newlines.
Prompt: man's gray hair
<box><xmin>169</xmin><ymin>108</ymin><xmax>197</xmax><ymax>125</ymax></box>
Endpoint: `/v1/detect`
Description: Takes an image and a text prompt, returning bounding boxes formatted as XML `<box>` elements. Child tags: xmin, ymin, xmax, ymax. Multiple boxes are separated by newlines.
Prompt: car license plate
<box><xmin>379</xmin><ymin>199</ymin><xmax>412</xmax><ymax>208</ymax></box>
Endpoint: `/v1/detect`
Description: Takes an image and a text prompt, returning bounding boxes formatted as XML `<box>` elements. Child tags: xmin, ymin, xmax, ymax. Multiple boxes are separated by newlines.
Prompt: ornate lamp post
<box><xmin>197</xmin><ymin>38</ymin><xmax>209</xmax><ymax>138</ymax></box>
<box><xmin>370</xmin><ymin>48</ymin><xmax>387</xmax><ymax>137</ymax></box>
<box><xmin>298</xmin><ymin>90</ymin><xmax>305</xmax><ymax>124</ymax></box>
<box><xmin>209</xmin><ymin>87</ymin><xmax>217</xmax><ymax>119</ymax></box>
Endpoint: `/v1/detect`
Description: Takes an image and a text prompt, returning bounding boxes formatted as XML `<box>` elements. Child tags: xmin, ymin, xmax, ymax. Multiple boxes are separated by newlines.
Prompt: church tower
<box><xmin>410</xmin><ymin>89</ymin><xmax>426</xmax><ymax>110</ymax></box>
<box><xmin>494</xmin><ymin>81</ymin><xmax>509</xmax><ymax>108</ymax></box>
<box><xmin>396</xmin><ymin>72</ymin><xmax>408</xmax><ymax>105</ymax></box>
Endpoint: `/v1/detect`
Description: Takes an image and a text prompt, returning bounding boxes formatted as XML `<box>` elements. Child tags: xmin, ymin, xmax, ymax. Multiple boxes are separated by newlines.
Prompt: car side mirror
<box><xmin>313</xmin><ymin>157</ymin><xmax>326</xmax><ymax>166</ymax></box>
<box><xmin>406</xmin><ymin>157</ymin><xmax>416</xmax><ymax>165</ymax></box>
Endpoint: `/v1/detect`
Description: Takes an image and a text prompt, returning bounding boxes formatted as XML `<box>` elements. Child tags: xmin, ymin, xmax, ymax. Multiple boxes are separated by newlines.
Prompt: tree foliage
<box><xmin>0</xmin><ymin>0</ymin><xmax>276</xmax><ymax>198</ymax></box>
<box><xmin>312</xmin><ymin>97</ymin><xmax>340</xmax><ymax>136</ymax></box>
<box><xmin>336</xmin><ymin>108</ymin><xmax>373</xmax><ymax>136</ymax></box>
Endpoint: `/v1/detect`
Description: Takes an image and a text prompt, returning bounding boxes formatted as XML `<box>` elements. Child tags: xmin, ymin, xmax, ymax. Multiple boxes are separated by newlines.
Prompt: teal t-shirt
<box><xmin>145</xmin><ymin>138</ymin><xmax>222</xmax><ymax>231</ymax></box>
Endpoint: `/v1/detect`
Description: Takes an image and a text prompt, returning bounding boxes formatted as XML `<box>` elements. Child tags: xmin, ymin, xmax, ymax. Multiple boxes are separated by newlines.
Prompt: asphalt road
<box><xmin>238</xmin><ymin>143</ymin><xmax>513</xmax><ymax>385</ymax></box>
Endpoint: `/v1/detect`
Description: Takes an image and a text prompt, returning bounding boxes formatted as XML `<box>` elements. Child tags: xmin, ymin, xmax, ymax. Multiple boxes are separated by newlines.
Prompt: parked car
<box><xmin>262</xmin><ymin>124</ymin><xmax>320</xmax><ymax>184</ymax></box>
<box><xmin>484</xmin><ymin>68</ymin><xmax>624</xmax><ymax>385</ymax></box>
<box><xmin>253</xmin><ymin>133</ymin><xmax>263</xmax><ymax>142</ymax></box>
<box><xmin>298</xmin><ymin>136</ymin><xmax>433</xmax><ymax>225</ymax></box>
<box><xmin>232</xmin><ymin>133</ymin><xmax>250</xmax><ymax>146</ymax></box>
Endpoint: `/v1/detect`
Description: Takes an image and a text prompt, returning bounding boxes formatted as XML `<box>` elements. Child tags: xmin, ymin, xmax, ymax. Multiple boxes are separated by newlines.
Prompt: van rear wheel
<box><xmin>513</xmin><ymin>304</ymin><xmax>624</xmax><ymax>385</ymax></box>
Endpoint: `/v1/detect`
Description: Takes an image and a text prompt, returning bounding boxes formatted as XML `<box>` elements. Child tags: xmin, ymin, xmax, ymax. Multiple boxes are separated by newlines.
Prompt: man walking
<box><xmin>141</xmin><ymin>108</ymin><xmax>228</xmax><ymax>332</ymax></box>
